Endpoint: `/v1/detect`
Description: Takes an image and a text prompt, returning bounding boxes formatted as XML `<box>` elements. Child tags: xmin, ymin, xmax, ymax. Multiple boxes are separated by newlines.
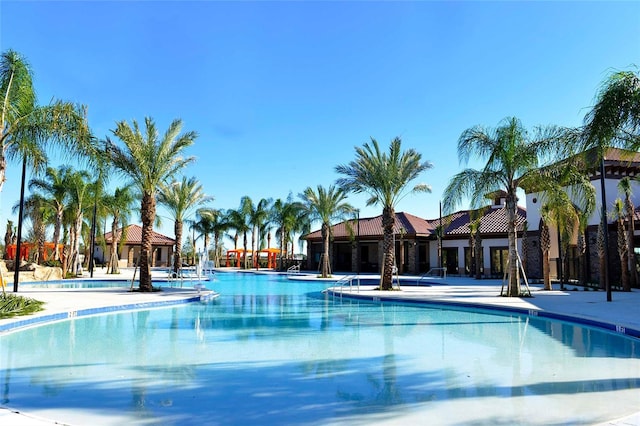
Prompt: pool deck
<box><xmin>1</xmin><ymin>268</ymin><xmax>639</xmax><ymax>425</ymax></box>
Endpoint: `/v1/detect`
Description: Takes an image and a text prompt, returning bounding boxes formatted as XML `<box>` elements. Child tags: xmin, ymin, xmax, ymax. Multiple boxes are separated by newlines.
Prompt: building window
<box><xmin>490</xmin><ymin>247</ymin><xmax>509</xmax><ymax>278</ymax></box>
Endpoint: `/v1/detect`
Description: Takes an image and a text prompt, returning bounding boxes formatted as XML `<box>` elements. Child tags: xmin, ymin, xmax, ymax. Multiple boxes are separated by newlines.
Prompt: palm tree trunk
<box><xmin>108</xmin><ymin>218</ymin><xmax>120</xmax><ymax>274</ymax></box>
<box><xmin>0</xmin><ymin>152</ymin><xmax>6</xmax><ymax>194</ymax></box>
<box><xmin>37</xmin><ymin>222</ymin><xmax>45</xmax><ymax>265</ymax></box>
<box><xmin>213</xmin><ymin>233</ymin><xmax>220</xmax><ymax>267</ymax></box>
<box><xmin>597</xmin><ymin>223</ymin><xmax>606</xmax><ymax>290</ymax></box>
<box><xmin>243</xmin><ymin>231</ymin><xmax>248</xmax><ymax>269</ymax></box>
<box><xmin>626</xmin><ymin>206</ymin><xmax>636</xmax><ymax>288</ymax></box>
<box><xmin>174</xmin><ymin>220</ymin><xmax>183</xmax><ymax>275</ymax></box>
<box><xmin>321</xmin><ymin>222</ymin><xmax>330</xmax><ymax>278</ymax></box>
<box><xmin>381</xmin><ymin>206</ymin><xmax>395</xmax><ymax>290</ymax></box>
<box><xmin>139</xmin><ymin>192</ymin><xmax>155</xmax><ymax>291</ymax></box>
<box><xmin>506</xmin><ymin>193</ymin><xmax>520</xmax><ymax>296</ymax></box>
<box><xmin>53</xmin><ymin>210</ymin><xmax>63</xmax><ymax>260</ymax></box>
<box><xmin>618</xmin><ymin>218</ymin><xmax>630</xmax><ymax>291</ymax></box>
<box><xmin>475</xmin><ymin>230</ymin><xmax>482</xmax><ymax>279</ymax></box>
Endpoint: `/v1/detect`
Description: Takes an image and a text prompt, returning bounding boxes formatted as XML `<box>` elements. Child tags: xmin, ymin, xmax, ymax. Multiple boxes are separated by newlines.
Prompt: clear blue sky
<box><xmin>1</xmin><ymin>1</ymin><xmax>638</xmax><ymax>248</ymax></box>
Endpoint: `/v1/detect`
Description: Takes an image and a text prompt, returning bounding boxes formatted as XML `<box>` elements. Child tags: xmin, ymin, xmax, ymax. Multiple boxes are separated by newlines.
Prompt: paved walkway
<box><xmin>1</xmin><ymin>270</ymin><xmax>639</xmax><ymax>425</ymax></box>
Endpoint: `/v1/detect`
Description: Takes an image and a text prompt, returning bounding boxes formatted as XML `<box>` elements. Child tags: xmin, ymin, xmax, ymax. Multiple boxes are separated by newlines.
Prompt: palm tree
<box><xmin>443</xmin><ymin>117</ymin><xmax>570</xmax><ymax>296</ymax></box>
<box><xmin>13</xmin><ymin>193</ymin><xmax>49</xmax><ymax>264</ymax></box>
<box><xmin>1</xmin><ymin>50</ymin><xmax>92</xmax><ymax>290</ymax></box>
<box><xmin>103</xmin><ymin>186</ymin><xmax>135</xmax><ymax>274</ymax></box>
<box><xmin>300</xmin><ymin>185</ymin><xmax>354</xmax><ymax>278</ymax></box>
<box><xmin>158</xmin><ymin>176</ymin><xmax>211</xmax><ymax>275</ymax></box>
<box><xmin>577</xmin><ymin>69</ymin><xmax>640</xmax><ymax>300</ymax></box>
<box><xmin>225</xmin><ymin>207</ymin><xmax>249</xmax><ymax>268</ymax></box>
<box><xmin>28</xmin><ymin>166</ymin><xmax>73</xmax><ymax>261</ymax></box>
<box><xmin>0</xmin><ymin>50</ymin><xmax>91</xmax><ymax>192</ymax></box>
<box><xmin>241</xmin><ymin>197</ymin><xmax>272</xmax><ymax>270</ymax></box>
<box><xmin>65</xmin><ymin>169</ymin><xmax>91</xmax><ymax>276</ymax></box>
<box><xmin>190</xmin><ymin>208</ymin><xmax>217</xmax><ymax>260</ymax></box>
<box><xmin>336</xmin><ymin>137</ymin><xmax>432</xmax><ymax>290</ymax></box>
<box><xmin>106</xmin><ymin>117</ymin><xmax>196</xmax><ymax>291</ymax></box>
<box><xmin>538</xmin><ymin>166</ymin><xmax>596</xmax><ymax>290</ymax></box>
<box><xmin>271</xmin><ymin>195</ymin><xmax>306</xmax><ymax>270</ymax></box>
<box><xmin>618</xmin><ymin>177</ymin><xmax>637</xmax><ymax>288</ymax></box>
<box><xmin>202</xmin><ymin>208</ymin><xmax>229</xmax><ymax>268</ymax></box>
<box><xmin>612</xmin><ymin>199</ymin><xmax>630</xmax><ymax>291</ymax></box>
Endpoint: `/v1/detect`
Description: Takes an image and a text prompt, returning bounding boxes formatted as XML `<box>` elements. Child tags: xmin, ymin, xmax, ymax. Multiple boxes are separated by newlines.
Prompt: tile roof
<box><xmin>302</xmin><ymin>212</ymin><xmax>435</xmax><ymax>240</ymax></box>
<box><xmin>103</xmin><ymin>224</ymin><xmax>175</xmax><ymax>246</ymax></box>
<box><xmin>430</xmin><ymin>206</ymin><xmax>527</xmax><ymax>236</ymax></box>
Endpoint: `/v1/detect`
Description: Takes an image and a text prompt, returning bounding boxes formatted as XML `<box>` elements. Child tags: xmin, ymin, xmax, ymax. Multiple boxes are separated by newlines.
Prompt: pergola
<box><xmin>6</xmin><ymin>242</ymin><xmax>64</xmax><ymax>262</ymax></box>
<box><xmin>225</xmin><ymin>248</ymin><xmax>281</xmax><ymax>269</ymax></box>
<box><xmin>258</xmin><ymin>248</ymin><xmax>281</xmax><ymax>269</ymax></box>
<box><xmin>225</xmin><ymin>249</ymin><xmax>249</xmax><ymax>267</ymax></box>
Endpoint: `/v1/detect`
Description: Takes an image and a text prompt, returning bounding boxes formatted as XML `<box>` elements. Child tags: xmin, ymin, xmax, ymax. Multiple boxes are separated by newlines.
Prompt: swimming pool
<box><xmin>1</xmin><ymin>272</ymin><xmax>639</xmax><ymax>425</ymax></box>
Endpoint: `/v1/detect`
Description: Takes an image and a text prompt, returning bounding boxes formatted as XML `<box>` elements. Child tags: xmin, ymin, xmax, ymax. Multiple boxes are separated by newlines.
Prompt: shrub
<box><xmin>0</xmin><ymin>294</ymin><xmax>44</xmax><ymax>318</ymax></box>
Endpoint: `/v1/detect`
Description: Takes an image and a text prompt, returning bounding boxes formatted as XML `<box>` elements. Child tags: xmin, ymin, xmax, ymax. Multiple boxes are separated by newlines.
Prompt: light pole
<box><xmin>356</xmin><ymin>209</ymin><xmax>360</xmax><ymax>284</ymax></box>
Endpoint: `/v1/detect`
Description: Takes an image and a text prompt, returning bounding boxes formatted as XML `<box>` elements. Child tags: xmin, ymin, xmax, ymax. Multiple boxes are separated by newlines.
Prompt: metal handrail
<box><xmin>287</xmin><ymin>264</ymin><xmax>300</xmax><ymax>275</ymax></box>
<box><xmin>415</xmin><ymin>267</ymin><xmax>447</xmax><ymax>286</ymax></box>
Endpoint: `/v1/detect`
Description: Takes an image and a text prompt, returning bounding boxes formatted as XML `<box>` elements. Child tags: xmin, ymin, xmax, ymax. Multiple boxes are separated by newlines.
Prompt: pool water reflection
<box><xmin>1</xmin><ymin>272</ymin><xmax>639</xmax><ymax>425</ymax></box>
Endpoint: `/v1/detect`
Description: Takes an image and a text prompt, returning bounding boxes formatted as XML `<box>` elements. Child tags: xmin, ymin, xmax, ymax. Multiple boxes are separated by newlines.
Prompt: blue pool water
<box><xmin>1</xmin><ymin>272</ymin><xmax>639</xmax><ymax>425</ymax></box>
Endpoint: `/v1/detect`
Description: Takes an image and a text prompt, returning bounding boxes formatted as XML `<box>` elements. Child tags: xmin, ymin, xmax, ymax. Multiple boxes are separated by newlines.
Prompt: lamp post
<box><xmin>356</xmin><ymin>209</ymin><xmax>360</xmax><ymax>279</ymax></box>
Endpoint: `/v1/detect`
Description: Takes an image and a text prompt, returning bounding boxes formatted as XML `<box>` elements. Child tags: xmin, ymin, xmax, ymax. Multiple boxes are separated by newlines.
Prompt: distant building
<box><xmin>94</xmin><ymin>224</ymin><xmax>175</xmax><ymax>268</ymax></box>
<box><xmin>301</xmin><ymin>193</ymin><xmax>526</xmax><ymax>278</ymax></box>
<box><xmin>524</xmin><ymin>148</ymin><xmax>640</xmax><ymax>285</ymax></box>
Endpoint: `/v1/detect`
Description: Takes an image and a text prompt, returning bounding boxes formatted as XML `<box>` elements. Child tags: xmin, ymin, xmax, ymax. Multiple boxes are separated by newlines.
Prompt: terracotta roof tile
<box><xmin>104</xmin><ymin>224</ymin><xmax>175</xmax><ymax>246</ymax></box>
<box><xmin>302</xmin><ymin>212</ymin><xmax>434</xmax><ymax>240</ymax></box>
<box><xmin>430</xmin><ymin>206</ymin><xmax>527</xmax><ymax>236</ymax></box>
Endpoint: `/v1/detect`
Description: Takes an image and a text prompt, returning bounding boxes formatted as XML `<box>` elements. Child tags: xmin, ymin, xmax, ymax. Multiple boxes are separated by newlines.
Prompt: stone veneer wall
<box><xmin>524</xmin><ymin>232</ymin><xmax>542</xmax><ymax>279</ymax></box>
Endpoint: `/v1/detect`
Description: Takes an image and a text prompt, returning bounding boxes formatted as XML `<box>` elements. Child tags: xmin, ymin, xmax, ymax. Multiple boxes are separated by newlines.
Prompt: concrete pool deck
<box><xmin>1</xmin><ymin>268</ymin><xmax>639</xmax><ymax>425</ymax></box>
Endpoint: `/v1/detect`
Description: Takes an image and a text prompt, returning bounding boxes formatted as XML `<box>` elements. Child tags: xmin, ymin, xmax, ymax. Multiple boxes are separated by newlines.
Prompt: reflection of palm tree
<box><xmin>336</xmin><ymin>137</ymin><xmax>432</xmax><ymax>289</ymax></box>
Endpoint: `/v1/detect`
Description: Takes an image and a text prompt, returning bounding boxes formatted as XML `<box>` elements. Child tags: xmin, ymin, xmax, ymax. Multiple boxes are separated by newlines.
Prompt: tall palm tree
<box><xmin>0</xmin><ymin>50</ymin><xmax>88</xmax><ymax>192</ymax></box>
<box><xmin>104</xmin><ymin>186</ymin><xmax>135</xmax><ymax>274</ymax></box>
<box><xmin>336</xmin><ymin>137</ymin><xmax>432</xmax><ymax>290</ymax></box>
<box><xmin>1</xmin><ymin>49</ymin><xmax>92</xmax><ymax>290</ymax></box>
<box><xmin>618</xmin><ymin>177</ymin><xmax>637</xmax><ymax>288</ymax></box>
<box><xmin>443</xmin><ymin>117</ymin><xmax>568</xmax><ymax>296</ymax></box>
<box><xmin>300</xmin><ymin>185</ymin><xmax>354</xmax><ymax>278</ymax></box>
<box><xmin>157</xmin><ymin>176</ymin><xmax>211</xmax><ymax>275</ymax></box>
<box><xmin>106</xmin><ymin>117</ymin><xmax>196</xmax><ymax>291</ymax></box>
<box><xmin>577</xmin><ymin>69</ymin><xmax>640</xmax><ymax>300</ymax></box>
<box><xmin>28</xmin><ymin>166</ymin><xmax>73</xmax><ymax>261</ymax></box>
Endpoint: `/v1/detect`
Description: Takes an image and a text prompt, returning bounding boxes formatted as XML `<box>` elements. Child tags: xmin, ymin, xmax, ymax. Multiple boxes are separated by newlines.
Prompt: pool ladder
<box><xmin>336</xmin><ymin>275</ymin><xmax>359</xmax><ymax>299</ymax></box>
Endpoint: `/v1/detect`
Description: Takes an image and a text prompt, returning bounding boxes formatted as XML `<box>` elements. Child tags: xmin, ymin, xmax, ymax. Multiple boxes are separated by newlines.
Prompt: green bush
<box><xmin>42</xmin><ymin>260</ymin><xmax>62</xmax><ymax>268</ymax></box>
<box><xmin>0</xmin><ymin>293</ymin><xmax>44</xmax><ymax>318</ymax></box>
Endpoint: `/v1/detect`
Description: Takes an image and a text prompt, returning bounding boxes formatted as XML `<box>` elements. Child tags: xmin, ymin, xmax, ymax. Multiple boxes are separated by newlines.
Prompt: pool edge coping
<box><xmin>325</xmin><ymin>289</ymin><xmax>640</xmax><ymax>340</ymax></box>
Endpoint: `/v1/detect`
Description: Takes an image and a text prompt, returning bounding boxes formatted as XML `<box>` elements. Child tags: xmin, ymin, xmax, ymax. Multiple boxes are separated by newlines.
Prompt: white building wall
<box><xmin>526</xmin><ymin>176</ymin><xmax>640</xmax><ymax>231</ymax></box>
<box><xmin>429</xmin><ymin>237</ymin><xmax>518</xmax><ymax>275</ymax></box>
